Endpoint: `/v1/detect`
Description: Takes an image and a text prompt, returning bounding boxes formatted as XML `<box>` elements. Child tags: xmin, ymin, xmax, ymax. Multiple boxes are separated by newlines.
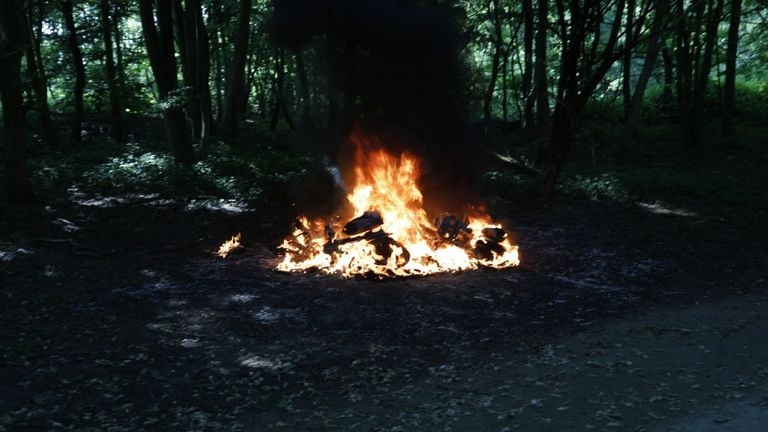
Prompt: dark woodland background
<box><xmin>3</xmin><ymin>1</ymin><xmax>768</xmax><ymax>430</ymax></box>
<box><xmin>1</xmin><ymin>0</ymin><xmax>765</xmax><ymax>208</ymax></box>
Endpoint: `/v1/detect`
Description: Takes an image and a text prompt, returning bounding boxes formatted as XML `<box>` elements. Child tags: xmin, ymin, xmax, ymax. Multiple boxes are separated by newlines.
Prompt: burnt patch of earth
<box><xmin>1</xmin><ymin>190</ymin><xmax>766</xmax><ymax>431</ymax></box>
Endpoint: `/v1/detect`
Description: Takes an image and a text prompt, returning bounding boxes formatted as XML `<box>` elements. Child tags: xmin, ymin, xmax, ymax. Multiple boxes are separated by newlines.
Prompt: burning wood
<box><xmin>275</xmin><ymin>132</ymin><xmax>519</xmax><ymax>278</ymax></box>
<box><xmin>217</xmin><ymin>233</ymin><xmax>242</xmax><ymax>258</ymax></box>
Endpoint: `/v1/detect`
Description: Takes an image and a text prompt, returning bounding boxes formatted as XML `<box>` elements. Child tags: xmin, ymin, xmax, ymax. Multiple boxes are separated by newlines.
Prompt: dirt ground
<box><xmin>1</xmin><ymin>186</ymin><xmax>767</xmax><ymax>431</ymax></box>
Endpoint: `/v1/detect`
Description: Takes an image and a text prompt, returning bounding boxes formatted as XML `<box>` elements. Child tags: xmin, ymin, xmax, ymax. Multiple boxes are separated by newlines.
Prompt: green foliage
<box><xmin>28</xmin><ymin>128</ymin><xmax>312</xmax><ymax>206</ymax></box>
<box><xmin>561</xmin><ymin>173</ymin><xmax>630</xmax><ymax>201</ymax></box>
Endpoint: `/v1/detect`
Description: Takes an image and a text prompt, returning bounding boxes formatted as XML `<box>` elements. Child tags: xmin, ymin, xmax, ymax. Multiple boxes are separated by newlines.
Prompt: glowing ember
<box><xmin>217</xmin><ymin>233</ymin><xmax>242</xmax><ymax>258</ymax></box>
<box><xmin>277</xmin><ymin>134</ymin><xmax>520</xmax><ymax>277</ymax></box>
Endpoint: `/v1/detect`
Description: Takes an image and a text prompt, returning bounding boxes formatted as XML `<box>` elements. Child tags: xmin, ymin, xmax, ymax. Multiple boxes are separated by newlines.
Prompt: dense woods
<box><xmin>4</xmin><ymin>2</ymin><xmax>768</xmax><ymax>430</ymax></box>
<box><xmin>0</xmin><ymin>0</ymin><xmax>766</xmax><ymax>203</ymax></box>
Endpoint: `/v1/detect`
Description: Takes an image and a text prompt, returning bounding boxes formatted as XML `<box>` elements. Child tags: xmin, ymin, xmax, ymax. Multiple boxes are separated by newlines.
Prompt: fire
<box><xmin>277</xmin><ymin>134</ymin><xmax>519</xmax><ymax>277</ymax></box>
<box><xmin>217</xmin><ymin>233</ymin><xmax>242</xmax><ymax>258</ymax></box>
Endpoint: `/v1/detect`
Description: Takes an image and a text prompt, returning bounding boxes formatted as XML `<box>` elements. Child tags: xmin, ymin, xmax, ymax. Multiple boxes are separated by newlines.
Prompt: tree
<box><xmin>0</xmin><ymin>0</ymin><xmax>33</xmax><ymax>202</ymax></box>
<box><xmin>522</xmin><ymin>0</ymin><xmax>535</xmax><ymax>128</ymax></box>
<box><xmin>673</xmin><ymin>0</ymin><xmax>724</xmax><ymax>148</ymax></box>
<box><xmin>100</xmin><ymin>0</ymin><xmax>124</xmax><ymax>143</ymax></box>
<box><xmin>174</xmin><ymin>0</ymin><xmax>213</xmax><ymax>152</ymax></box>
<box><xmin>24</xmin><ymin>1</ymin><xmax>59</xmax><ymax>150</ymax></box>
<box><xmin>722</xmin><ymin>0</ymin><xmax>742</xmax><ymax>137</ymax></box>
<box><xmin>619</xmin><ymin>0</ymin><xmax>669</xmax><ymax>162</ymax></box>
<box><xmin>534</xmin><ymin>0</ymin><xmax>550</xmax><ymax>139</ymax></box>
<box><xmin>139</xmin><ymin>0</ymin><xmax>195</xmax><ymax>163</ymax></box>
<box><xmin>482</xmin><ymin>0</ymin><xmax>504</xmax><ymax>131</ymax></box>
<box><xmin>61</xmin><ymin>0</ymin><xmax>86</xmax><ymax>142</ymax></box>
<box><xmin>222</xmin><ymin>0</ymin><xmax>252</xmax><ymax>136</ymax></box>
<box><xmin>540</xmin><ymin>0</ymin><xmax>652</xmax><ymax>196</ymax></box>
<box><xmin>269</xmin><ymin>47</ymin><xmax>295</xmax><ymax>131</ymax></box>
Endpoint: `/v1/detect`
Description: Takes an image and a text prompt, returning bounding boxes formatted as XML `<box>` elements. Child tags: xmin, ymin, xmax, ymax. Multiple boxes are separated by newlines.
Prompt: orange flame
<box><xmin>217</xmin><ymin>233</ymin><xmax>242</xmax><ymax>258</ymax></box>
<box><xmin>277</xmin><ymin>133</ymin><xmax>519</xmax><ymax>277</ymax></box>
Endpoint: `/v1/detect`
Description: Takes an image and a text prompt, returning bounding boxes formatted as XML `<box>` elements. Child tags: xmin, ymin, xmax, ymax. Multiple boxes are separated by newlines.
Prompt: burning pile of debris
<box><xmin>275</xmin><ymin>133</ymin><xmax>519</xmax><ymax>278</ymax></box>
<box><xmin>278</xmin><ymin>209</ymin><xmax>518</xmax><ymax>278</ymax></box>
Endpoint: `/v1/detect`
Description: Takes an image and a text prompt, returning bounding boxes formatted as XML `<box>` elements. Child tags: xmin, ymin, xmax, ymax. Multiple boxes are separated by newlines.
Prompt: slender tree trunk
<box><xmin>112</xmin><ymin>3</ymin><xmax>126</xmax><ymax>92</ymax></box>
<box><xmin>0</xmin><ymin>0</ymin><xmax>33</xmax><ymax>202</ymax></box>
<box><xmin>24</xmin><ymin>5</ymin><xmax>59</xmax><ymax>149</ymax></box>
<box><xmin>62</xmin><ymin>0</ymin><xmax>85</xmax><ymax>142</ymax></box>
<box><xmin>541</xmin><ymin>0</ymin><xmax>626</xmax><ymax>196</ymax></box>
<box><xmin>522</xmin><ymin>0</ymin><xmax>535</xmax><ymax>129</ymax></box>
<box><xmin>213</xmin><ymin>29</ymin><xmax>224</xmax><ymax>121</ymax></box>
<box><xmin>269</xmin><ymin>48</ymin><xmax>295</xmax><ymax>131</ymax></box>
<box><xmin>619</xmin><ymin>0</ymin><xmax>666</xmax><ymax>162</ymax></box>
<box><xmin>483</xmin><ymin>0</ymin><xmax>503</xmax><ymax>130</ymax></box>
<box><xmin>222</xmin><ymin>0</ymin><xmax>251</xmax><ymax>136</ymax></box>
<box><xmin>100</xmin><ymin>0</ymin><xmax>124</xmax><ymax>143</ymax></box>
<box><xmin>622</xmin><ymin>0</ymin><xmax>636</xmax><ymax>119</ymax></box>
<box><xmin>295</xmin><ymin>50</ymin><xmax>315</xmax><ymax>130</ymax></box>
<box><xmin>534</xmin><ymin>0</ymin><xmax>550</xmax><ymax>139</ymax></box>
<box><xmin>676</xmin><ymin>0</ymin><xmax>723</xmax><ymax>148</ymax></box>
<box><xmin>661</xmin><ymin>45</ymin><xmax>674</xmax><ymax>110</ymax></box>
<box><xmin>722</xmin><ymin>0</ymin><xmax>741</xmax><ymax>137</ymax></box>
<box><xmin>191</xmin><ymin>0</ymin><xmax>213</xmax><ymax>151</ymax></box>
<box><xmin>173</xmin><ymin>0</ymin><xmax>199</xmax><ymax>138</ymax></box>
<box><xmin>139</xmin><ymin>0</ymin><xmax>195</xmax><ymax>164</ymax></box>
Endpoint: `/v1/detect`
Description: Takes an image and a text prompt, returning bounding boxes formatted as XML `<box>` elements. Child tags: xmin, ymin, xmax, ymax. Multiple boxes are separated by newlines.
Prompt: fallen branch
<box><xmin>488</xmin><ymin>152</ymin><xmax>544</xmax><ymax>179</ymax></box>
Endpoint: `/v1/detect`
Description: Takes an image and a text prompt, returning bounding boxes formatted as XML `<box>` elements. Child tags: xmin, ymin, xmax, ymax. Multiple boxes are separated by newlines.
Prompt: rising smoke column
<box><xmin>267</xmin><ymin>0</ymin><xmax>487</xmax><ymax>214</ymax></box>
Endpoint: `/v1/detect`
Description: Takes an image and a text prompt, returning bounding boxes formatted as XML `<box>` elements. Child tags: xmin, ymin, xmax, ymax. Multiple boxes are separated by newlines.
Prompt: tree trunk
<box><xmin>0</xmin><ymin>0</ymin><xmax>33</xmax><ymax>202</ymax></box>
<box><xmin>661</xmin><ymin>45</ymin><xmax>674</xmax><ymax>110</ymax></box>
<box><xmin>295</xmin><ymin>50</ymin><xmax>316</xmax><ymax>130</ymax></box>
<box><xmin>222</xmin><ymin>0</ymin><xmax>251</xmax><ymax>136</ymax></box>
<box><xmin>541</xmin><ymin>0</ymin><xmax>627</xmax><ymax>196</ymax></box>
<box><xmin>269</xmin><ymin>48</ymin><xmax>295</xmax><ymax>131</ymax></box>
<box><xmin>191</xmin><ymin>0</ymin><xmax>213</xmax><ymax>152</ymax></box>
<box><xmin>522</xmin><ymin>0</ymin><xmax>535</xmax><ymax>129</ymax></box>
<box><xmin>100</xmin><ymin>0</ymin><xmax>124</xmax><ymax>143</ymax></box>
<box><xmin>483</xmin><ymin>0</ymin><xmax>503</xmax><ymax>131</ymax></box>
<box><xmin>622</xmin><ymin>0</ymin><xmax>636</xmax><ymax>119</ymax></box>
<box><xmin>112</xmin><ymin>3</ymin><xmax>127</xmax><ymax>92</ymax></box>
<box><xmin>619</xmin><ymin>0</ymin><xmax>666</xmax><ymax>162</ymax></box>
<box><xmin>534</xmin><ymin>0</ymin><xmax>550</xmax><ymax>139</ymax></box>
<box><xmin>721</xmin><ymin>0</ymin><xmax>741</xmax><ymax>137</ymax></box>
<box><xmin>61</xmin><ymin>0</ymin><xmax>85</xmax><ymax>142</ymax></box>
<box><xmin>139</xmin><ymin>0</ymin><xmax>195</xmax><ymax>164</ymax></box>
<box><xmin>174</xmin><ymin>0</ymin><xmax>212</xmax><ymax>151</ymax></box>
<box><xmin>24</xmin><ymin>5</ymin><xmax>59</xmax><ymax>150</ymax></box>
<box><xmin>675</xmin><ymin>0</ymin><xmax>724</xmax><ymax>149</ymax></box>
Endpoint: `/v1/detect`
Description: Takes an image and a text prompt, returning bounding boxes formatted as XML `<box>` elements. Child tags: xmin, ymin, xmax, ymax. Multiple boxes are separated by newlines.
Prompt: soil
<box><xmin>1</xmin><ymin>186</ymin><xmax>767</xmax><ymax>431</ymax></box>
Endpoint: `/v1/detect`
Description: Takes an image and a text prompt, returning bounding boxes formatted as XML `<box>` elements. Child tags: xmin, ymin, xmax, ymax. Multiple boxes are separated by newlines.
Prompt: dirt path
<box><xmin>1</xmin><ymin>194</ymin><xmax>766</xmax><ymax>431</ymax></box>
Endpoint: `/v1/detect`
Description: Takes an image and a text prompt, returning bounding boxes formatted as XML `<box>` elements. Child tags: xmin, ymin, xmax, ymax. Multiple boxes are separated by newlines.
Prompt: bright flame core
<box><xmin>277</xmin><ymin>135</ymin><xmax>519</xmax><ymax>277</ymax></box>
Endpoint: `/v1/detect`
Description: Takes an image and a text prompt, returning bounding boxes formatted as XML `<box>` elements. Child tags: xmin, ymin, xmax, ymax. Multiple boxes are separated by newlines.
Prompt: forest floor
<box><xmin>2</xmin><ymin>139</ymin><xmax>768</xmax><ymax>431</ymax></box>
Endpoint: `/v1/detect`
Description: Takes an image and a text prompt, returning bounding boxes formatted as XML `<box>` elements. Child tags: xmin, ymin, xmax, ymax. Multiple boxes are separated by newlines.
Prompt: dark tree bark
<box><xmin>542</xmin><ymin>0</ymin><xmax>644</xmax><ymax>196</ymax></box>
<box><xmin>483</xmin><ymin>0</ymin><xmax>503</xmax><ymax>130</ymax></box>
<box><xmin>112</xmin><ymin>2</ymin><xmax>127</xmax><ymax>91</ymax></box>
<box><xmin>522</xmin><ymin>0</ymin><xmax>535</xmax><ymax>129</ymax></box>
<box><xmin>661</xmin><ymin>44</ymin><xmax>674</xmax><ymax>110</ymax></box>
<box><xmin>622</xmin><ymin>0</ymin><xmax>636</xmax><ymax>119</ymax></box>
<box><xmin>674</xmin><ymin>0</ymin><xmax>724</xmax><ymax>148</ymax></box>
<box><xmin>722</xmin><ymin>0</ymin><xmax>741</xmax><ymax>137</ymax></box>
<box><xmin>534</xmin><ymin>0</ymin><xmax>550</xmax><ymax>138</ymax></box>
<box><xmin>139</xmin><ymin>0</ymin><xmax>195</xmax><ymax>164</ymax></box>
<box><xmin>24</xmin><ymin>3</ymin><xmax>59</xmax><ymax>149</ymax></box>
<box><xmin>619</xmin><ymin>0</ymin><xmax>668</xmax><ymax>162</ymax></box>
<box><xmin>61</xmin><ymin>0</ymin><xmax>85</xmax><ymax>142</ymax></box>
<box><xmin>174</xmin><ymin>0</ymin><xmax>213</xmax><ymax>152</ymax></box>
<box><xmin>222</xmin><ymin>0</ymin><xmax>251</xmax><ymax>136</ymax></box>
<box><xmin>269</xmin><ymin>48</ymin><xmax>295</xmax><ymax>131</ymax></box>
<box><xmin>0</xmin><ymin>0</ymin><xmax>33</xmax><ymax>202</ymax></box>
<box><xmin>100</xmin><ymin>0</ymin><xmax>124</xmax><ymax>143</ymax></box>
<box><xmin>295</xmin><ymin>50</ymin><xmax>316</xmax><ymax>130</ymax></box>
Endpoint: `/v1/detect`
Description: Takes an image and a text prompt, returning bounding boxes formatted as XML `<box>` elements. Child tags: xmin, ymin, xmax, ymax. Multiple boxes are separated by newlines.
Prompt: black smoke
<box><xmin>268</xmin><ymin>0</ymin><xmax>487</xmax><ymax>214</ymax></box>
